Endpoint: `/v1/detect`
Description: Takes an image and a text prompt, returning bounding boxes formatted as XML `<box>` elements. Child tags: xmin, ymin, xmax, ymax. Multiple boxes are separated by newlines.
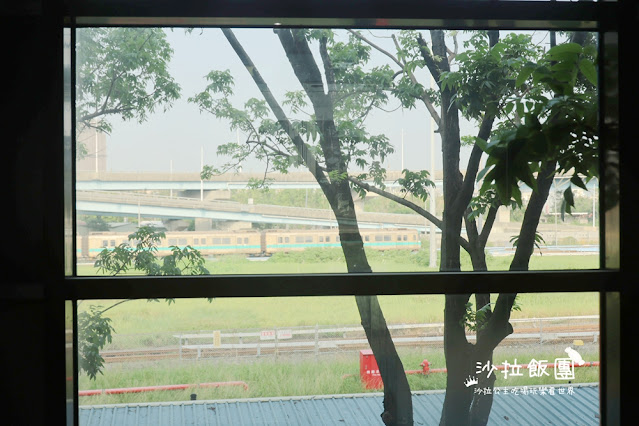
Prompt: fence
<box><xmin>99</xmin><ymin>315</ymin><xmax>600</xmax><ymax>363</ymax></box>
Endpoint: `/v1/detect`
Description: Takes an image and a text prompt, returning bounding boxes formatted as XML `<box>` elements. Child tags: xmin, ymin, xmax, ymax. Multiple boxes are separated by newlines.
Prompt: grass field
<box><xmin>78</xmin><ymin>344</ymin><xmax>600</xmax><ymax>405</ymax></box>
<box><xmin>76</xmin><ymin>251</ymin><xmax>600</xmax><ymax>406</ymax></box>
<box><xmin>77</xmin><ymin>251</ymin><xmax>599</xmax><ymax>334</ymax></box>
<box><xmin>79</xmin><ymin>291</ymin><xmax>598</xmax><ymax>336</ymax></box>
<box><xmin>77</xmin><ymin>248</ymin><xmax>599</xmax><ymax>275</ymax></box>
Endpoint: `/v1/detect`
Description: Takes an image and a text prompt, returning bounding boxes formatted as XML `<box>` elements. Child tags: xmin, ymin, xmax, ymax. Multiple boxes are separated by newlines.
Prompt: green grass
<box><xmin>78</xmin><ymin>344</ymin><xmax>599</xmax><ymax>406</ymax></box>
<box><xmin>76</xmin><ymin>250</ymin><xmax>600</xmax><ymax>406</ymax></box>
<box><xmin>77</xmin><ymin>248</ymin><xmax>599</xmax><ymax>276</ymax></box>
<box><xmin>79</xmin><ymin>290</ymin><xmax>598</xmax><ymax>337</ymax></box>
<box><xmin>77</xmin><ymin>248</ymin><xmax>599</xmax><ymax>335</ymax></box>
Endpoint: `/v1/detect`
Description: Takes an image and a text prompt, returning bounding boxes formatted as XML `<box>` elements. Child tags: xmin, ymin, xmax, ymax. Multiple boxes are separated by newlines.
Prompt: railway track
<box><xmin>101</xmin><ymin>323</ymin><xmax>599</xmax><ymax>364</ymax></box>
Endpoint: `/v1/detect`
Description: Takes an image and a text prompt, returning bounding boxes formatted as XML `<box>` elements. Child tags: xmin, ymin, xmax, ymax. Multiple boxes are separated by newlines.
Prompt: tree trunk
<box><xmin>440</xmin><ymin>294</ymin><xmax>474</xmax><ymax>426</ymax></box>
<box><xmin>431</xmin><ymin>27</ymin><xmax>475</xmax><ymax>424</ymax></box>
<box><xmin>274</xmin><ymin>28</ymin><xmax>413</xmax><ymax>425</ymax></box>
<box><xmin>469</xmin><ymin>293</ymin><xmax>495</xmax><ymax>426</ymax></box>
<box><xmin>510</xmin><ymin>161</ymin><xmax>556</xmax><ymax>271</ymax></box>
<box><xmin>356</xmin><ymin>295</ymin><xmax>413</xmax><ymax>425</ymax></box>
<box><xmin>433</xmin><ymin>29</ymin><xmax>463</xmax><ymax>274</ymax></box>
<box><xmin>334</xmin><ymin>180</ymin><xmax>413</xmax><ymax>425</ymax></box>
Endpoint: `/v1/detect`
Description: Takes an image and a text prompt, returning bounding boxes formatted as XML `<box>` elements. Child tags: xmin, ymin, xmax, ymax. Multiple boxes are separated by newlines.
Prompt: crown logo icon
<box><xmin>464</xmin><ymin>376</ymin><xmax>479</xmax><ymax>387</ymax></box>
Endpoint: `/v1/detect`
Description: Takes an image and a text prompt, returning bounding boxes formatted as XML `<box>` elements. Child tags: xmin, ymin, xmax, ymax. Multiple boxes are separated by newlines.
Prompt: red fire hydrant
<box><xmin>360</xmin><ymin>349</ymin><xmax>383</xmax><ymax>389</ymax></box>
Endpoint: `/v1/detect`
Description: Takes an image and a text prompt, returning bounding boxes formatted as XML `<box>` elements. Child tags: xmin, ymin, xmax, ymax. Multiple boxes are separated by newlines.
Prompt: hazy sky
<box><xmin>100</xmin><ymin>28</ymin><xmax>553</xmax><ymax>174</ymax></box>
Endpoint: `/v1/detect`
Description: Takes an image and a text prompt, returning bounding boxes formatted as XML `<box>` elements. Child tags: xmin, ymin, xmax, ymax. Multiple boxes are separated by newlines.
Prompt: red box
<box><xmin>359</xmin><ymin>349</ymin><xmax>383</xmax><ymax>389</ymax></box>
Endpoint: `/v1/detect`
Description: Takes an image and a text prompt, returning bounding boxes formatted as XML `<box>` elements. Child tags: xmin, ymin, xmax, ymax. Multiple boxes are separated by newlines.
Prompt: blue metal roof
<box><xmin>79</xmin><ymin>383</ymin><xmax>599</xmax><ymax>425</ymax></box>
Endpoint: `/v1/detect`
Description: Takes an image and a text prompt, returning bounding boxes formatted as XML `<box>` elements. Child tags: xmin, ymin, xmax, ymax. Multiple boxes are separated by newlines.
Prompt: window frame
<box><xmin>60</xmin><ymin>1</ymin><xmax>629</xmax><ymax>425</ymax></box>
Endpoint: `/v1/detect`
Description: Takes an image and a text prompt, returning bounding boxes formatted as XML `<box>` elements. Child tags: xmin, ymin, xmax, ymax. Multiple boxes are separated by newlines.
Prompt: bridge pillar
<box><xmin>178</xmin><ymin>190</ymin><xmax>232</xmax><ymax>200</ymax></box>
<box><xmin>194</xmin><ymin>218</ymin><xmax>213</xmax><ymax>231</ymax></box>
<box><xmin>164</xmin><ymin>219</ymin><xmax>190</xmax><ymax>231</ymax></box>
<box><xmin>217</xmin><ymin>221</ymin><xmax>250</xmax><ymax>231</ymax></box>
<box><xmin>497</xmin><ymin>206</ymin><xmax>511</xmax><ymax>223</ymax></box>
<box><xmin>352</xmin><ymin>189</ymin><xmax>382</xmax><ymax>214</ymax></box>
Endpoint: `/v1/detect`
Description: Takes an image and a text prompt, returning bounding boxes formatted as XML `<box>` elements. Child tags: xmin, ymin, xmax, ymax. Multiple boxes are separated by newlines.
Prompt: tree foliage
<box><xmin>190</xmin><ymin>31</ymin><xmax>399</xmax><ymax>190</ymax></box>
<box><xmin>186</xmin><ymin>29</ymin><xmax>598</xmax><ymax>425</ymax></box>
<box><xmin>192</xmin><ymin>28</ymin><xmax>415</xmax><ymax>425</ymax></box>
<box><xmin>478</xmin><ymin>42</ymin><xmax>598</xmax><ymax>217</ymax></box>
<box><xmin>76</xmin><ymin>28</ymin><xmax>181</xmax><ymax>136</ymax></box>
<box><xmin>78</xmin><ymin>226</ymin><xmax>210</xmax><ymax>380</ymax></box>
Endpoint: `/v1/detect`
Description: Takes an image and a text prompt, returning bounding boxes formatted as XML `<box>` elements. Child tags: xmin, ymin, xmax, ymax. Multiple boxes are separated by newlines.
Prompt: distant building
<box><xmin>76</xmin><ymin>125</ymin><xmax>107</xmax><ymax>172</ymax></box>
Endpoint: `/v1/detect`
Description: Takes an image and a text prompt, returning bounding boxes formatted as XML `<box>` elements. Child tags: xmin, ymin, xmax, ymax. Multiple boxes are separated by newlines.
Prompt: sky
<box><xmin>96</xmin><ymin>28</ymin><xmax>554</xmax><ymax>175</ymax></box>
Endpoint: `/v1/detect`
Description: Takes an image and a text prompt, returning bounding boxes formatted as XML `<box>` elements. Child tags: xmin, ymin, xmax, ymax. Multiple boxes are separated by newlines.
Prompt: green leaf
<box><xmin>474</xmin><ymin>137</ymin><xmax>488</xmax><ymax>152</ymax></box>
<box><xmin>476</xmin><ymin>164</ymin><xmax>492</xmax><ymax>183</ymax></box>
<box><xmin>546</xmin><ymin>43</ymin><xmax>582</xmax><ymax>60</ymax></box>
<box><xmin>515</xmin><ymin>65</ymin><xmax>535</xmax><ymax>87</ymax></box>
<box><xmin>578</xmin><ymin>58</ymin><xmax>597</xmax><ymax>85</ymax></box>
<box><xmin>561</xmin><ymin>186</ymin><xmax>575</xmax><ymax>221</ymax></box>
<box><xmin>570</xmin><ymin>174</ymin><xmax>588</xmax><ymax>191</ymax></box>
<box><xmin>504</xmin><ymin>101</ymin><xmax>514</xmax><ymax>116</ymax></box>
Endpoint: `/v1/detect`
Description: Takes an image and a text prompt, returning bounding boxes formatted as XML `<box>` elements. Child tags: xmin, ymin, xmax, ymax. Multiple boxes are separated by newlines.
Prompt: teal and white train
<box><xmin>77</xmin><ymin>228</ymin><xmax>421</xmax><ymax>259</ymax></box>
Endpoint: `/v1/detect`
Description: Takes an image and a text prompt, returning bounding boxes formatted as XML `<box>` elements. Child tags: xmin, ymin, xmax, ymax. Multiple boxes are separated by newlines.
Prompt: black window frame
<box><xmin>18</xmin><ymin>1</ymin><xmax>628</xmax><ymax>425</ymax></box>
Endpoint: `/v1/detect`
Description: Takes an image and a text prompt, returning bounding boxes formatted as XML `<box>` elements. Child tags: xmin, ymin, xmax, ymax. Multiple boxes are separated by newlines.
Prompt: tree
<box><xmin>75</xmin><ymin>28</ymin><xmax>181</xmax><ymax>155</ymax></box>
<box><xmin>190</xmin><ymin>28</ymin><xmax>414</xmax><ymax>425</ymax></box>
<box><xmin>190</xmin><ymin>28</ymin><xmax>597</xmax><ymax>425</ymax></box>
<box><xmin>78</xmin><ymin>226</ymin><xmax>209</xmax><ymax>380</ymax></box>
<box><xmin>348</xmin><ymin>29</ymin><xmax>597</xmax><ymax>425</ymax></box>
<box><xmin>75</xmin><ymin>27</ymin><xmax>187</xmax><ymax>378</ymax></box>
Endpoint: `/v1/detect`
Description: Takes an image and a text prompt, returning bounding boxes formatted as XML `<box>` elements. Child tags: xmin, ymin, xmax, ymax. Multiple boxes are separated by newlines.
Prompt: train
<box><xmin>77</xmin><ymin>227</ymin><xmax>421</xmax><ymax>259</ymax></box>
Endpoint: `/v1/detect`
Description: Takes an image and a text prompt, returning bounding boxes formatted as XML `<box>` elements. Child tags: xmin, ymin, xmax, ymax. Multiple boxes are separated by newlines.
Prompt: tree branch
<box><xmin>478</xmin><ymin>203</ymin><xmax>500</xmax><ymax>249</ymax></box>
<box><xmin>447</xmin><ymin>32</ymin><xmax>458</xmax><ymax>65</ymax></box>
<box><xmin>464</xmin><ymin>205</ymin><xmax>480</xmax><ymax>251</ymax></box>
<box><xmin>346</xmin><ymin>175</ymin><xmax>472</xmax><ymax>253</ymax></box>
<box><xmin>319</xmin><ymin>36</ymin><xmax>337</xmax><ymax>101</ymax></box>
<box><xmin>418</xmin><ymin>32</ymin><xmax>443</xmax><ymax>87</ymax></box>
<box><xmin>456</xmin><ymin>31</ymin><xmax>500</xmax><ymax>213</ymax></box>
<box><xmin>349</xmin><ymin>29</ymin><xmax>442</xmax><ymax>128</ymax></box>
<box><xmin>275</xmin><ymin>29</ymin><xmax>329</xmax><ymax>111</ymax></box>
<box><xmin>347</xmin><ymin>29</ymin><xmax>404</xmax><ymax>69</ymax></box>
<box><xmin>478</xmin><ymin>293</ymin><xmax>516</xmax><ymax>351</ymax></box>
<box><xmin>457</xmin><ymin>114</ymin><xmax>496</xmax><ymax>211</ymax></box>
<box><xmin>99</xmin><ymin>299</ymin><xmax>133</xmax><ymax>315</ymax></box>
<box><xmin>78</xmin><ymin>107</ymin><xmax>135</xmax><ymax>124</ymax></box>
<box><xmin>276</xmin><ymin>28</ymin><xmax>347</xmax><ymax>177</ymax></box>
<box><xmin>221</xmin><ymin>28</ymin><xmax>334</xmax><ymax>199</ymax></box>
<box><xmin>510</xmin><ymin>160</ymin><xmax>556</xmax><ymax>271</ymax></box>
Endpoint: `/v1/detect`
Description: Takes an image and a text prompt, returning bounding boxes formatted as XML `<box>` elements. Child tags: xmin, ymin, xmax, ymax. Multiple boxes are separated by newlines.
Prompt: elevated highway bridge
<box><xmin>75</xmin><ymin>170</ymin><xmax>597</xmax><ymax>240</ymax></box>
<box><xmin>75</xmin><ymin>170</ymin><xmax>438</xmax><ymax>191</ymax></box>
<box><xmin>76</xmin><ymin>190</ymin><xmax>435</xmax><ymax>231</ymax></box>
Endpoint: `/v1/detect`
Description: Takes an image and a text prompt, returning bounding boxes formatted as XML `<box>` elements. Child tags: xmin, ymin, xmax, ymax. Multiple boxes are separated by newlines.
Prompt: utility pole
<box><xmin>593</xmin><ymin>177</ymin><xmax>597</xmax><ymax>228</ymax></box>
<box><xmin>401</xmin><ymin>128</ymin><xmax>404</xmax><ymax>171</ymax></box>
<box><xmin>429</xmin><ymin>74</ymin><xmax>437</xmax><ymax>268</ymax></box>
<box><xmin>200</xmin><ymin>146</ymin><xmax>204</xmax><ymax>201</ymax></box>
<box><xmin>94</xmin><ymin>127</ymin><xmax>99</xmax><ymax>173</ymax></box>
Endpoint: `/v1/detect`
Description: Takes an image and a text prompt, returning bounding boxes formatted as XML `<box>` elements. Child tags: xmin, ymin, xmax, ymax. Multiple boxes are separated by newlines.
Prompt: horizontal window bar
<box><xmin>71</xmin><ymin>17</ymin><xmax>602</xmax><ymax>31</ymax></box>
<box><xmin>67</xmin><ymin>1</ymin><xmax>615</xmax><ymax>30</ymax></box>
<box><xmin>66</xmin><ymin>270</ymin><xmax>620</xmax><ymax>299</ymax></box>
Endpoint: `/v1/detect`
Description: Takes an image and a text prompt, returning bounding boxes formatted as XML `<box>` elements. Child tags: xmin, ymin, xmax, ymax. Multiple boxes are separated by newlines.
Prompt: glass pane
<box><xmin>601</xmin><ymin>32</ymin><xmax>619</xmax><ymax>269</ymax></box>
<box><xmin>75</xmin><ymin>28</ymin><xmax>600</xmax><ymax>275</ymax></box>
<box><xmin>77</xmin><ymin>293</ymin><xmax>600</xmax><ymax>424</ymax></box>
<box><xmin>64</xmin><ymin>28</ymin><xmax>74</xmax><ymax>276</ymax></box>
<box><xmin>66</xmin><ymin>301</ymin><xmax>75</xmax><ymax>426</ymax></box>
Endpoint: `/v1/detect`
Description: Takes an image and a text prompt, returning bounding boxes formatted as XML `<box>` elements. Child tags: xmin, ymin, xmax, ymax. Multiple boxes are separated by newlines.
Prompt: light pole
<box><xmin>429</xmin><ymin>74</ymin><xmax>437</xmax><ymax>268</ymax></box>
<box><xmin>200</xmin><ymin>146</ymin><xmax>204</xmax><ymax>201</ymax></box>
<box><xmin>401</xmin><ymin>128</ymin><xmax>404</xmax><ymax>171</ymax></box>
<box><xmin>592</xmin><ymin>177</ymin><xmax>597</xmax><ymax>228</ymax></box>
